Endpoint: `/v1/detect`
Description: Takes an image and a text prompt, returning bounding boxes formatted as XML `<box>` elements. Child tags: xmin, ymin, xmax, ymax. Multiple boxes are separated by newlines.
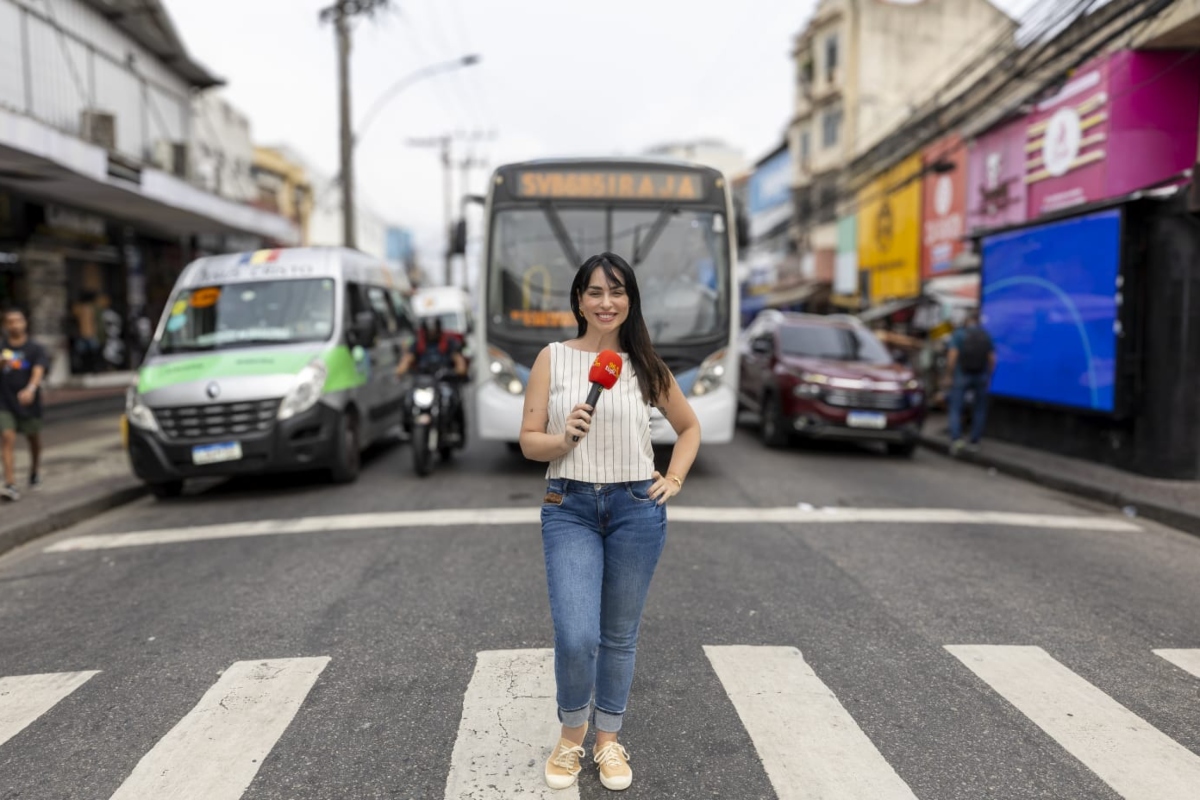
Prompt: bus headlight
<box><xmin>278</xmin><ymin>359</ymin><xmax>328</xmax><ymax>421</ymax></box>
<box><xmin>125</xmin><ymin>385</ymin><xmax>159</xmax><ymax>432</ymax></box>
<box><xmin>690</xmin><ymin>349</ymin><xmax>727</xmax><ymax>397</ymax></box>
<box><xmin>489</xmin><ymin>346</ymin><xmax>525</xmax><ymax>395</ymax></box>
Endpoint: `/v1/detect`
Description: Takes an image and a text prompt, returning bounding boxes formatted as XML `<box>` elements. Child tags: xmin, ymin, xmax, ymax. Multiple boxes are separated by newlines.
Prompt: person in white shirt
<box><xmin>519</xmin><ymin>252</ymin><xmax>701</xmax><ymax>791</ymax></box>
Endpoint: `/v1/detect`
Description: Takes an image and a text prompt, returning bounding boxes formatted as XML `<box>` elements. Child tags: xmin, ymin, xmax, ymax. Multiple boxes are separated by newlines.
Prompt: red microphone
<box><xmin>574</xmin><ymin>350</ymin><xmax>623</xmax><ymax>442</ymax></box>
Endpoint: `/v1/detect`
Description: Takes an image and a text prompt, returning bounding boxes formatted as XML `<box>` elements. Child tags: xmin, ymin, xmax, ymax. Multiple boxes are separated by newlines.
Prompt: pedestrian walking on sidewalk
<box><xmin>945</xmin><ymin>310</ymin><xmax>995</xmax><ymax>454</ymax></box>
<box><xmin>1</xmin><ymin>307</ymin><xmax>48</xmax><ymax>501</ymax></box>
<box><xmin>519</xmin><ymin>252</ymin><xmax>701</xmax><ymax>792</ymax></box>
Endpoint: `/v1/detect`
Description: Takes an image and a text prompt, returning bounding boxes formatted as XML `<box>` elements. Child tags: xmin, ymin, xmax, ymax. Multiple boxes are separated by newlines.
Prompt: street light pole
<box><xmin>336</xmin><ymin>11</ymin><xmax>355</xmax><ymax>248</ymax></box>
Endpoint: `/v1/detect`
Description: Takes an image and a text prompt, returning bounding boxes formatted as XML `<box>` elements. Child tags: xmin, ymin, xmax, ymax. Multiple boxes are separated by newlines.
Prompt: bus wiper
<box><xmin>633</xmin><ymin>204</ymin><xmax>675</xmax><ymax>266</ymax></box>
<box><xmin>541</xmin><ymin>202</ymin><xmax>581</xmax><ymax>267</ymax></box>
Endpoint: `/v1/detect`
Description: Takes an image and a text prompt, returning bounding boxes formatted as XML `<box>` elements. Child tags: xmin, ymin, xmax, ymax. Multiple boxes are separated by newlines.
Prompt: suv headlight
<box><xmin>488</xmin><ymin>346</ymin><xmax>525</xmax><ymax>395</ymax></box>
<box><xmin>690</xmin><ymin>349</ymin><xmax>727</xmax><ymax>397</ymax></box>
<box><xmin>125</xmin><ymin>384</ymin><xmax>159</xmax><ymax>432</ymax></box>
<box><xmin>278</xmin><ymin>359</ymin><xmax>328</xmax><ymax>421</ymax></box>
<box><xmin>792</xmin><ymin>372</ymin><xmax>827</xmax><ymax>398</ymax></box>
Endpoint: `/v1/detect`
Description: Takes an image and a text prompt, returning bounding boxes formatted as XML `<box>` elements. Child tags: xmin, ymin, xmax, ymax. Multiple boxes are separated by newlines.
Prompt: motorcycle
<box><xmin>407</xmin><ymin>368</ymin><xmax>466</xmax><ymax>477</ymax></box>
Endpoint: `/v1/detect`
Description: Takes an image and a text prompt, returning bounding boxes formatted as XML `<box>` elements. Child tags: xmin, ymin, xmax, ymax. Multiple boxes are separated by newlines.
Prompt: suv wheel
<box><xmin>760</xmin><ymin>392</ymin><xmax>790</xmax><ymax>449</ymax></box>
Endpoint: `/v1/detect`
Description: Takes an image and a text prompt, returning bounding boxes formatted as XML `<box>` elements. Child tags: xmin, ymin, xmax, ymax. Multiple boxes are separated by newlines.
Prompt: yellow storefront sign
<box><xmin>857</xmin><ymin>155</ymin><xmax>922</xmax><ymax>302</ymax></box>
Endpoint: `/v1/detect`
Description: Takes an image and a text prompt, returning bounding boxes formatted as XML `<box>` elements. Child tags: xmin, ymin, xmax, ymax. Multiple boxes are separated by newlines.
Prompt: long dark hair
<box><xmin>570</xmin><ymin>252</ymin><xmax>672</xmax><ymax>405</ymax></box>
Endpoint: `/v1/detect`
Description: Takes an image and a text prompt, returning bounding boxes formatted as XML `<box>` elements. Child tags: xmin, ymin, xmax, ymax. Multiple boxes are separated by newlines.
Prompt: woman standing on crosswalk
<box><xmin>519</xmin><ymin>252</ymin><xmax>701</xmax><ymax>791</ymax></box>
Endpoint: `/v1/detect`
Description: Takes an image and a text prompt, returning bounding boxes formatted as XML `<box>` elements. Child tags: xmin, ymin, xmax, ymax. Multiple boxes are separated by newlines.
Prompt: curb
<box><xmin>44</xmin><ymin>394</ymin><xmax>126</xmax><ymax>424</ymax></box>
<box><xmin>0</xmin><ymin>483</ymin><xmax>148</xmax><ymax>559</ymax></box>
<box><xmin>918</xmin><ymin>435</ymin><xmax>1200</xmax><ymax>538</ymax></box>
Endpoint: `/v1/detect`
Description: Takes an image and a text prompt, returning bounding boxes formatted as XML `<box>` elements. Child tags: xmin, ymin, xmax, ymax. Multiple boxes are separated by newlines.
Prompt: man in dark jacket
<box><xmin>1</xmin><ymin>307</ymin><xmax>48</xmax><ymax>500</ymax></box>
<box><xmin>945</xmin><ymin>311</ymin><xmax>995</xmax><ymax>454</ymax></box>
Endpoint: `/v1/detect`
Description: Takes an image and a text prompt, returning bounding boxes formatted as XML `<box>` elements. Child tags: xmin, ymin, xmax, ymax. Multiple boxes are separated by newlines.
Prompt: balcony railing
<box><xmin>0</xmin><ymin>0</ymin><xmax>190</xmax><ymax>172</ymax></box>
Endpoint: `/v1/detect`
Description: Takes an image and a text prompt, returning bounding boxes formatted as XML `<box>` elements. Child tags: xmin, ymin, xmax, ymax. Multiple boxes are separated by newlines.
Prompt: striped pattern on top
<box><xmin>545</xmin><ymin>342</ymin><xmax>655</xmax><ymax>483</ymax></box>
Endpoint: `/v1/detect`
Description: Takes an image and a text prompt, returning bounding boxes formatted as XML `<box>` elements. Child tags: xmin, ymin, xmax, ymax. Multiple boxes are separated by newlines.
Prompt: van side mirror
<box><xmin>352</xmin><ymin>310</ymin><xmax>378</xmax><ymax>347</ymax></box>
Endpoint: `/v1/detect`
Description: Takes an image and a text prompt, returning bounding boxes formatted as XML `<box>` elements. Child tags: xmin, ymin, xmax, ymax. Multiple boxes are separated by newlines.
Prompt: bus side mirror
<box><xmin>352</xmin><ymin>310</ymin><xmax>378</xmax><ymax>347</ymax></box>
<box><xmin>450</xmin><ymin>219</ymin><xmax>468</xmax><ymax>256</ymax></box>
<box><xmin>736</xmin><ymin>208</ymin><xmax>751</xmax><ymax>250</ymax></box>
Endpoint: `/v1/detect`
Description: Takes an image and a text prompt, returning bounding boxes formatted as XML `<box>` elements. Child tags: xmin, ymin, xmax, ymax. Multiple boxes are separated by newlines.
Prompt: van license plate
<box><xmin>846</xmin><ymin>412</ymin><xmax>887</xmax><ymax>430</ymax></box>
<box><xmin>192</xmin><ymin>441</ymin><xmax>243</xmax><ymax>465</ymax></box>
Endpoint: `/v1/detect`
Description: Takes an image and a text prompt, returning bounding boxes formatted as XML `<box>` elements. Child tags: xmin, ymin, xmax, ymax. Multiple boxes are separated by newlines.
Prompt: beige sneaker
<box><xmin>545</xmin><ymin>736</ymin><xmax>587</xmax><ymax>790</ymax></box>
<box><xmin>593</xmin><ymin>741</ymin><xmax>632</xmax><ymax>791</ymax></box>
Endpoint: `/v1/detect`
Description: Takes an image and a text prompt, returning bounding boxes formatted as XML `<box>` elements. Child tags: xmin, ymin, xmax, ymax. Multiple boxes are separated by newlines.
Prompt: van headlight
<box><xmin>488</xmin><ymin>346</ymin><xmax>525</xmax><ymax>395</ymax></box>
<box><xmin>278</xmin><ymin>359</ymin><xmax>328</xmax><ymax>421</ymax></box>
<box><xmin>125</xmin><ymin>385</ymin><xmax>160</xmax><ymax>432</ymax></box>
<box><xmin>690</xmin><ymin>349</ymin><xmax>727</xmax><ymax>397</ymax></box>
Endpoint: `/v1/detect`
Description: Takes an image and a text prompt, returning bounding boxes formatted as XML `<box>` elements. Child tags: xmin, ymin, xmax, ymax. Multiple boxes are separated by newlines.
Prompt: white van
<box><xmin>124</xmin><ymin>247</ymin><xmax>415</xmax><ymax>497</ymax></box>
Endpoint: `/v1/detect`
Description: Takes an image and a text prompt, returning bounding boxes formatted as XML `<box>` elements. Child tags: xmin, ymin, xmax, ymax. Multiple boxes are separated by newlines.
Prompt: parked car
<box><xmin>737</xmin><ymin>311</ymin><xmax>926</xmax><ymax>455</ymax></box>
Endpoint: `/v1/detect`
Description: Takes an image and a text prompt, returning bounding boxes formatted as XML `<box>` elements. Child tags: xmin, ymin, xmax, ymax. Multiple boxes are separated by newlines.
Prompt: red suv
<box><xmin>738</xmin><ymin>312</ymin><xmax>926</xmax><ymax>455</ymax></box>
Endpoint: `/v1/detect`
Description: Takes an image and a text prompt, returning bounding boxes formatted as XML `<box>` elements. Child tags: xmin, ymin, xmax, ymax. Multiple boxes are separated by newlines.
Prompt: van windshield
<box><xmin>158</xmin><ymin>278</ymin><xmax>336</xmax><ymax>354</ymax></box>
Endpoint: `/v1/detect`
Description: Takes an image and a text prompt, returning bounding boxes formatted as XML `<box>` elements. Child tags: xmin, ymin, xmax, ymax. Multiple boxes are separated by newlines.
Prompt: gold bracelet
<box><xmin>666</xmin><ymin>474</ymin><xmax>683</xmax><ymax>489</ymax></box>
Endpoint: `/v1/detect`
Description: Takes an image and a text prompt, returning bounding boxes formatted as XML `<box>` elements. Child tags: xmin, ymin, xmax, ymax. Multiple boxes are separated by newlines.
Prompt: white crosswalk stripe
<box><xmin>108</xmin><ymin>657</ymin><xmax>330</xmax><ymax>800</ymax></box>
<box><xmin>0</xmin><ymin>670</ymin><xmax>99</xmax><ymax>749</ymax></box>
<box><xmin>705</xmin><ymin>645</ymin><xmax>919</xmax><ymax>800</ymax></box>
<box><xmin>2</xmin><ymin>645</ymin><xmax>1199</xmax><ymax>798</ymax></box>
<box><xmin>946</xmin><ymin>644</ymin><xmax>1200</xmax><ymax>800</ymax></box>
<box><xmin>1154</xmin><ymin>648</ymin><xmax>1200</xmax><ymax>679</ymax></box>
<box><xmin>443</xmin><ymin>649</ymin><xmax>569</xmax><ymax>799</ymax></box>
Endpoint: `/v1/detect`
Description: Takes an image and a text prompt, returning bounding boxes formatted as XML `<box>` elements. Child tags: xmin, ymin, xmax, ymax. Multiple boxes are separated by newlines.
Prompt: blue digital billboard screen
<box><xmin>981</xmin><ymin>208</ymin><xmax>1121</xmax><ymax>413</ymax></box>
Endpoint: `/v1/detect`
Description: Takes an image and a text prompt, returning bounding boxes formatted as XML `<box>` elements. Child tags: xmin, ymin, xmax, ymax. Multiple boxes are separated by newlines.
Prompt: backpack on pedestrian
<box><xmin>958</xmin><ymin>327</ymin><xmax>993</xmax><ymax>374</ymax></box>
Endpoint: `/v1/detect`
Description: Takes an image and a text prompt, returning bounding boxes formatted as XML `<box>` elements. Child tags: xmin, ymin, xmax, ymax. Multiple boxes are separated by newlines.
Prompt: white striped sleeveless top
<box><xmin>545</xmin><ymin>342</ymin><xmax>655</xmax><ymax>483</ymax></box>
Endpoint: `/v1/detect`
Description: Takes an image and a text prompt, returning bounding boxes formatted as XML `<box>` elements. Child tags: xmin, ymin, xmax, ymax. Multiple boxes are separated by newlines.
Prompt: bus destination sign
<box><xmin>514</xmin><ymin>170</ymin><xmax>709</xmax><ymax>201</ymax></box>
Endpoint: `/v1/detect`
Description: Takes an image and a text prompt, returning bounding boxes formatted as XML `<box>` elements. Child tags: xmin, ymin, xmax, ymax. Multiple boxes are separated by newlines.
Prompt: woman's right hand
<box><xmin>563</xmin><ymin>403</ymin><xmax>593</xmax><ymax>447</ymax></box>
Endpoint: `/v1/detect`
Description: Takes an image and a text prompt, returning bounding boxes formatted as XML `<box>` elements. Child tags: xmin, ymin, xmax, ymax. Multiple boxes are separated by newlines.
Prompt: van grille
<box><xmin>155</xmin><ymin>399</ymin><xmax>280</xmax><ymax>441</ymax></box>
<box><xmin>823</xmin><ymin>390</ymin><xmax>907</xmax><ymax>411</ymax></box>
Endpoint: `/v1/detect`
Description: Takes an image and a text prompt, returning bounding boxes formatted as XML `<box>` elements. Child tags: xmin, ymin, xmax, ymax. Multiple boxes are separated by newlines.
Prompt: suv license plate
<box><xmin>192</xmin><ymin>441</ymin><xmax>243</xmax><ymax>465</ymax></box>
<box><xmin>846</xmin><ymin>412</ymin><xmax>887</xmax><ymax>430</ymax></box>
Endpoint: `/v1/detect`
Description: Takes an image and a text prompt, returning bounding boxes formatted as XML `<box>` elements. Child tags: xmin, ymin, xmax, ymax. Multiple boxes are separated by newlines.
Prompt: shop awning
<box><xmin>0</xmin><ymin>107</ymin><xmax>299</xmax><ymax>244</ymax></box>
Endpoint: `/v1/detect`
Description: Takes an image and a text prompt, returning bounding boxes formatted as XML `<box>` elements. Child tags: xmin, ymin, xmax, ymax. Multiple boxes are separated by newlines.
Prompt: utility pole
<box><xmin>319</xmin><ymin>0</ymin><xmax>390</xmax><ymax>250</ymax></box>
<box><xmin>407</xmin><ymin>134</ymin><xmax>453</xmax><ymax>285</ymax></box>
<box><xmin>408</xmin><ymin>130</ymin><xmax>494</xmax><ymax>286</ymax></box>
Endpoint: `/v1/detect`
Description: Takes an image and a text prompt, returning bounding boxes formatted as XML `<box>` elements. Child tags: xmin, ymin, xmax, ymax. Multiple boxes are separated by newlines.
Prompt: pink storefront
<box><xmin>1025</xmin><ymin>49</ymin><xmax>1200</xmax><ymax>217</ymax></box>
<box><xmin>967</xmin><ymin>116</ymin><xmax>1029</xmax><ymax>233</ymax></box>
<box><xmin>968</xmin><ymin>49</ymin><xmax>1200</xmax><ymax>231</ymax></box>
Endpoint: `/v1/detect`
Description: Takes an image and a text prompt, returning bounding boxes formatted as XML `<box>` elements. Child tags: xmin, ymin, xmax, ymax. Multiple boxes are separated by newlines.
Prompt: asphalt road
<box><xmin>1</xmin><ymin>413</ymin><xmax>1198</xmax><ymax>799</ymax></box>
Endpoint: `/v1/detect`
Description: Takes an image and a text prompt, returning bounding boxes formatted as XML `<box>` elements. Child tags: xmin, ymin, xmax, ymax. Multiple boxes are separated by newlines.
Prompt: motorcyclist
<box><xmin>396</xmin><ymin>318</ymin><xmax>468</xmax><ymax>378</ymax></box>
<box><xmin>396</xmin><ymin>318</ymin><xmax>468</xmax><ymax>444</ymax></box>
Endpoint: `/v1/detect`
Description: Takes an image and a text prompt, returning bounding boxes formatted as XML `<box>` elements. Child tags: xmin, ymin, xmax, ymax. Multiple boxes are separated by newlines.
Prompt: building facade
<box><xmin>788</xmin><ymin>0</ymin><xmax>1016</xmax><ymax>307</ymax></box>
<box><xmin>0</xmin><ymin>0</ymin><xmax>298</xmax><ymax>386</ymax></box>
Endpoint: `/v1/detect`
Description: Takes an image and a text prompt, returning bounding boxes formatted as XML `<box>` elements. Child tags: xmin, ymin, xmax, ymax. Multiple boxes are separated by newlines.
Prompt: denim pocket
<box><xmin>624</xmin><ymin>480</ymin><xmax>655</xmax><ymax>503</ymax></box>
<box><xmin>544</xmin><ymin>479</ymin><xmax>567</xmax><ymax>505</ymax></box>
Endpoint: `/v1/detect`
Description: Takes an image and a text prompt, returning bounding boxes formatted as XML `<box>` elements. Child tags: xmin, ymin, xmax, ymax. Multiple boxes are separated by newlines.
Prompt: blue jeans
<box><xmin>541</xmin><ymin>477</ymin><xmax>667</xmax><ymax>733</ymax></box>
<box><xmin>949</xmin><ymin>370</ymin><xmax>990</xmax><ymax>443</ymax></box>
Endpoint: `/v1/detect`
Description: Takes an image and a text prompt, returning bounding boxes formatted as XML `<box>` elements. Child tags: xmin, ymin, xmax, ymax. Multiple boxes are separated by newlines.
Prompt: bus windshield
<box><xmin>488</xmin><ymin>205</ymin><xmax>729</xmax><ymax>345</ymax></box>
<box><xmin>158</xmin><ymin>278</ymin><xmax>336</xmax><ymax>354</ymax></box>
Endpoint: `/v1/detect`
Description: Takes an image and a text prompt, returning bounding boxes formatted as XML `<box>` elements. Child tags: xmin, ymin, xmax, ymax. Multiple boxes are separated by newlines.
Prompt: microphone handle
<box><xmin>573</xmin><ymin>382</ymin><xmax>604</xmax><ymax>442</ymax></box>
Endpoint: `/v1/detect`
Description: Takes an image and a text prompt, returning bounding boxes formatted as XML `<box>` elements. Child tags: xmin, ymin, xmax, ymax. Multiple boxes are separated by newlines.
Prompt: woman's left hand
<box><xmin>649</xmin><ymin>470</ymin><xmax>681</xmax><ymax>505</ymax></box>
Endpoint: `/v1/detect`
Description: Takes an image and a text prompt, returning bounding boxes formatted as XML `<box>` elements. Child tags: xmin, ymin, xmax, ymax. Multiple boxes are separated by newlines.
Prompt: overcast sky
<box><xmin>162</xmin><ymin>0</ymin><xmax>1039</xmax><ymax>273</ymax></box>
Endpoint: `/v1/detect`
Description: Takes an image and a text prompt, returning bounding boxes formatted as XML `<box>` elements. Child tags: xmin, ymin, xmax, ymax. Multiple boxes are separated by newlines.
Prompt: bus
<box><xmin>474</xmin><ymin>157</ymin><xmax>739</xmax><ymax>444</ymax></box>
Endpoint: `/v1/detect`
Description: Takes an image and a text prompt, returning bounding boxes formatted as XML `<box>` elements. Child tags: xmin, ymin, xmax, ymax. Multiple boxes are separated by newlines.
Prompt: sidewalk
<box><xmin>1</xmin><ymin>411</ymin><xmax>145</xmax><ymax>557</ymax></box>
<box><xmin>919</xmin><ymin>413</ymin><xmax>1200</xmax><ymax>537</ymax></box>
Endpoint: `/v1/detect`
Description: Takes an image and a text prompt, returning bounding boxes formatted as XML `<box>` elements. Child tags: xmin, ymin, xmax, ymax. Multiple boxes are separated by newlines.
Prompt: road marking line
<box><xmin>46</xmin><ymin>507</ymin><xmax>1140</xmax><ymax>552</ymax></box>
<box><xmin>704</xmin><ymin>645</ymin><xmax>918</xmax><ymax>800</ymax></box>
<box><xmin>1154</xmin><ymin>649</ymin><xmax>1200</xmax><ymax>679</ymax></box>
<box><xmin>0</xmin><ymin>671</ymin><xmax>99</xmax><ymax>748</ymax></box>
<box><xmin>443</xmin><ymin>649</ymin><xmax>568</xmax><ymax>799</ymax></box>
<box><xmin>946</xmin><ymin>645</ymin><xmax>1200</xmax><ymax>800</ymax></box>
<box><xmin>109</xmin><ymin>657</ymin><xmax>329</xmax><ymax>800</ymax></box>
